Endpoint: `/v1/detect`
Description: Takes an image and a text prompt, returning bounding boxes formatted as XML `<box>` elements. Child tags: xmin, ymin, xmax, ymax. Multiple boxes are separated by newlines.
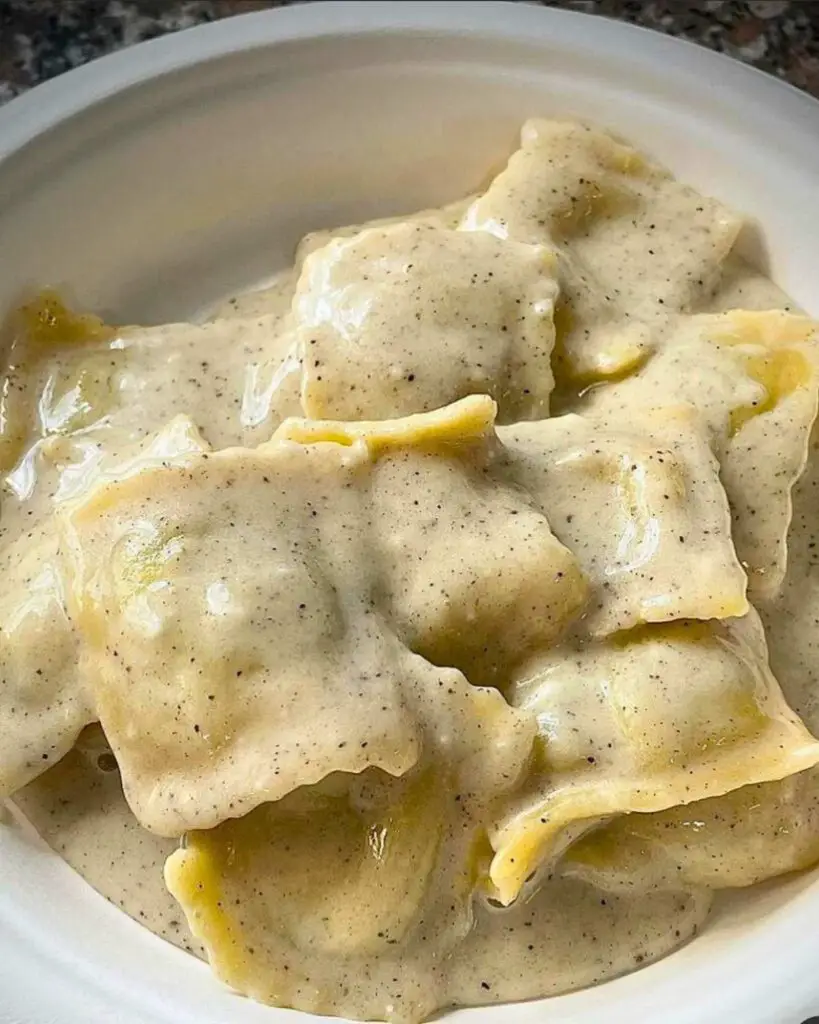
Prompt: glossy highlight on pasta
<box><xmin>5</xmin><ymin>119</ymin><xmax>819</xmax><ymax>1023</ymax></box>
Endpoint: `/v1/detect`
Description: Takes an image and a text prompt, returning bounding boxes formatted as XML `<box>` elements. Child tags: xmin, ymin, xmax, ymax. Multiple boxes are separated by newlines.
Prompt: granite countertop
<box><xmin>1</xmin><ymin>0</ymin><xmax>819</xmax><ymax>104</ymax></box>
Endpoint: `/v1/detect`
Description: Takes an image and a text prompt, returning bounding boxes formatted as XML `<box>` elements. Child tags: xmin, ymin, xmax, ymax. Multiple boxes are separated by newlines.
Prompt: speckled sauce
<box><xmin>5</xmin><ymin>119</ymin><xmax>819</xmax><ymax>1023</ymax></box>
<box><xmin>12</xmin><ymin>726</ymin><xmax>204</xmax><ymax>957</ymax></box>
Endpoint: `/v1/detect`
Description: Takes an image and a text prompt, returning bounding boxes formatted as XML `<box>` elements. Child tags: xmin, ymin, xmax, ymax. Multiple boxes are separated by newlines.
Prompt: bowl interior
<box><xmin>2</xmin><ymin>5</ymin><xmax>819</xmax><ymax>1023</ymax></box>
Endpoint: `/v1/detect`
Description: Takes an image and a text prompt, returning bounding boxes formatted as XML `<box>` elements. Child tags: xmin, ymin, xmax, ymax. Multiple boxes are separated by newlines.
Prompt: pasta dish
<box><xmin>3</xmin><ymin>120</ymin><xmax>819</xmax><ymax>1022</ymax></box>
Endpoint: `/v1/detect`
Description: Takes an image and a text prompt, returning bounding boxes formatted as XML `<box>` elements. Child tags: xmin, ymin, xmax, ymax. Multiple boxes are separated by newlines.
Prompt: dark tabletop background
<box><xmin>1</xmin><ymin>0</ymin><xmax>819</xmax><ymax>105</ymax></box>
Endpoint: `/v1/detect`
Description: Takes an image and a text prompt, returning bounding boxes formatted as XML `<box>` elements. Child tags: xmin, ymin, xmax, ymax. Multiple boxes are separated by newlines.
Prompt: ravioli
<box><xmin>294</xmin><ymin>222</ymin><xmax>559</xmax><ymax>423</ymax></box>
<box><xmin>277</xmin><ymin>397</ymin><xmax>588</xmax><ymax>686</ymax></box>
<box><xmin>59</xmin><ymin>438</ymin><xmax>423</xmax><ymax>836</ymax></box>
<box><xmin>498</xmin><ymin>406</ymin><xmax>748</xmax><ymax>636</ymax></box>
<box><xmin>565</xmin><ymin>770</ymin><xmax>819</xmax><ymax>891</ymax></box>
<box><xmin>59</xmin><ymin>398</ymin><xmax>566</xmax><ymax>836</ymax></box>
<box><xmin>367</xmin><ymin>449</ymin><xmax>586</xmax><ymax>684</ymax></box>
<box><xmin>165</xmin><ymin>671</ymin><xmax>533</xmax><ymax>1023</ymax></box>
<box><xmin>585</xmin><ymin>310</ymin><xmax>819</xmax><ymax>600</ymax></box>
<box><xmin>462</xmin><ymin>119</ymin><xmax>741</xmax><ymax>380</ymax></box>
<box><xmin>761</xmin><ymin>426</ymin><xmax>819</xmax><ymax>733</ymax></box>
<box><xmin>489</xmin><ymin>611</ymin><xmax>819</xmax><ymax>905</ymax></box>
<box><xmin>0</xmin><ymin>291</ymin><xmax>301</xmax><ymax>482</ymax></box>
<box><xmin>717</xmin><ymin>312</ymin><xmax>819</xmax><ymax>599</ymax></box>
<box><xmin>0</xmin><ymin>418</ymin><xmax>212</xmax><ymax>799</ymax></box>
<box><xmin>7</xmin><ymin>120</ymin><xmax>819</xmax><ymax>1024</ymax></box>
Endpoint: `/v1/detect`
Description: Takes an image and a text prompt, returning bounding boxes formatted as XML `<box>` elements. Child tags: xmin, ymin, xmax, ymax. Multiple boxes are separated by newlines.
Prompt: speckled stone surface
<box><xmin>0</xmin><ymin>0</ymin><xmax>818</xmax><ymax>105</ymax></box>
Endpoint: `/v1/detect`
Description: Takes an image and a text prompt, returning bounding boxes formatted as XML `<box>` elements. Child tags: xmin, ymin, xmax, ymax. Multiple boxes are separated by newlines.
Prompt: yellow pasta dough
<box><xmin>5</xmin><ymin>118</ymin><xmax>819</xmax><ymax>1024</ymax></box>
<box><xmin>490</xmin><ymin>611</ymin><xmax>819</xmax><ymax>905</ymax></box>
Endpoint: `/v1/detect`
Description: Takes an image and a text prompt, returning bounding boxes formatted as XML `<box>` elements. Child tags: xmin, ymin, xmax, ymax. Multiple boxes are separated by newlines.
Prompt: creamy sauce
<box><xmin>5</xmin><ymin>119</ymin><xmax>819</xmax><ymax>1023</ymax></box>
<box><xmin>13</xmin><ymin>727</ymin><xmax>203</xmax><ymax>957</ymax></box>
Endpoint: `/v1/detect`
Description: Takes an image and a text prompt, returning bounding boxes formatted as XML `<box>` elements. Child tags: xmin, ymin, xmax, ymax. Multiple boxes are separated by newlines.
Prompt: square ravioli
<box><xmin>0</xmin><ymin>416</ymin><xmax>211</xmax><ymax>800</ymax></box>
<box><xmin>489</xmin><ymin>610</ymin><xmax>819</xmax><ymax>905</ymax></box>
<box><xmin>277</xmin><ymin>396</ymin><xmax>588</xmax><ymax>687</ymax></box>
<box><xmin>498</xmin><ymin>407</ymin><xmax>748</xmax><ymax>636</ymax></box>
<box><xmin>585</xmin><ymin>310</ymin><xmax>819</xmax><ymax>600</ymax></box>
<box><xmin>462</xmin><ymin>119</ymin><xmax>741</xmax><ymax>381</ymax></box>
<box><xmin>165</xmin><ymin>677</ymin><xmax>533</xmax><ymax>1024</ymax></box>
<box><xmin>60</xmin><ymin>439</ymin><xmax>425</xmax><ymax>836</ymax></box>
<box><xmin>59</xmin><ymin>397</ymin><xmax>582</xmax><ymax>836</ymax></box>
<box><xmin>294</xmin><ymin>222</ymin><xmax>559</xmax><ymax>423</ymax></box>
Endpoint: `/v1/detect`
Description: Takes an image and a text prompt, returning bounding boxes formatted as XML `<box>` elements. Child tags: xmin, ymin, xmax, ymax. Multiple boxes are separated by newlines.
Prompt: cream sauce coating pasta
<box><xmin>5</xmin><ymin>118</ymin><xmax>819</xmax><ymax>1024</ymax></box>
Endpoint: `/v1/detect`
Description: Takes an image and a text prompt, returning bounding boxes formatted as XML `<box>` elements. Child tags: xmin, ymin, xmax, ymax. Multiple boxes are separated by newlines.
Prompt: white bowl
<box><xmin>2</xmin><ymin>3</ymin><xmax>819</xmax><ymax>1022</ymax></box>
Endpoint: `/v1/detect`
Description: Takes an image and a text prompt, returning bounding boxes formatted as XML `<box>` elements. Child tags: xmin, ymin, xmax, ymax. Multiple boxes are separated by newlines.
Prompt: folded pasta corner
<box><xmin>487</xmin><ymin>611</ymin><xmax>819</xmax><ymax>905</ymax></box>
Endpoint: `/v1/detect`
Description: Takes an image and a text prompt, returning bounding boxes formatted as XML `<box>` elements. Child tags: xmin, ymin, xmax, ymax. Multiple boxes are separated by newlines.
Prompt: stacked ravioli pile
<box><xmin>4</xmin><ymin>121</ymin><xmax>819</xmax><ymax>1023</ymax></box>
